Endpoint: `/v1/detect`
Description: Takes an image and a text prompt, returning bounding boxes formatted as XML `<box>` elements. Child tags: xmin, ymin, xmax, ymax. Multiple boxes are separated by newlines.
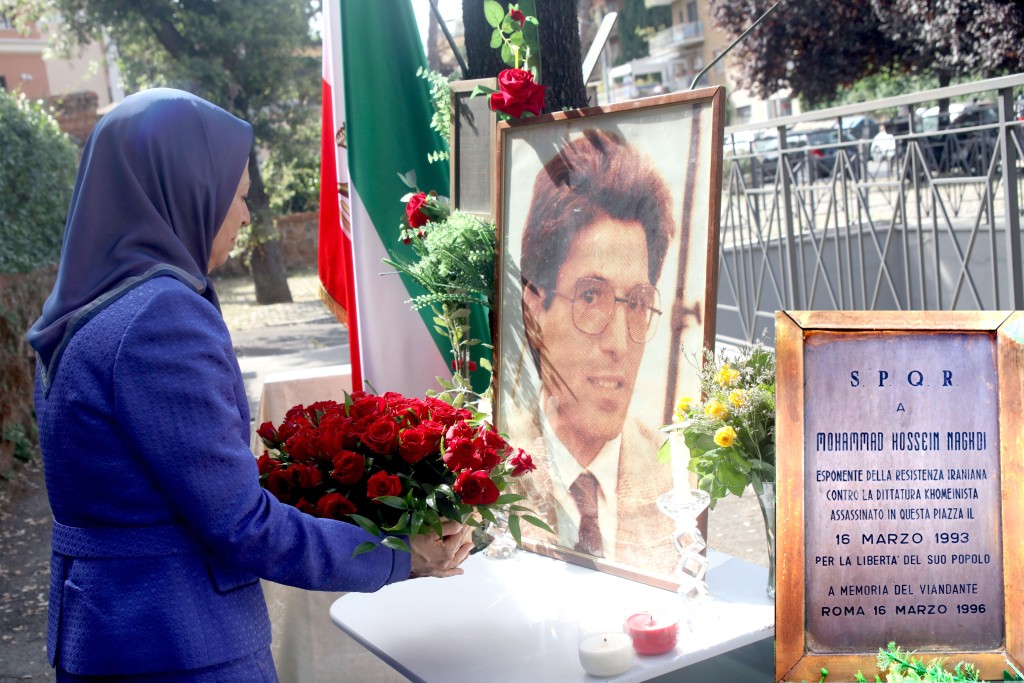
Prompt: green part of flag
<box><xmin>339</xmin><ymin>0</ymin><xmax>492</xmax><ymax>393</ymax></box>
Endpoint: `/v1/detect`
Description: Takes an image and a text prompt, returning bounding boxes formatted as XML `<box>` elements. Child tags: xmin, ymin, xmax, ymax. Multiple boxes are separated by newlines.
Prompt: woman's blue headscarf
<box><xmin>28</xmin><ymin>87</ymin><xmax>254</xmax><ymax>391</ymax></box>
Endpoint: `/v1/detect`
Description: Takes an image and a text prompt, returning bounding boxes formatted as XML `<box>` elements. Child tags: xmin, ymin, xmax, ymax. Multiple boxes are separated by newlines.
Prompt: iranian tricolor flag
<box><xmin>319</xmin><ymin>0</ymin><xmax>451</xmax><ymax>396</ymax></box>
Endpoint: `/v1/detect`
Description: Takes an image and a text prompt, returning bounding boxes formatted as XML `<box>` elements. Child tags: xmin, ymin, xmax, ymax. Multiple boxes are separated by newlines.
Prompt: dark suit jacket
<box><xmin>504</xmin><ymin>399</ymin><xmax>678</xmax><ymax>575</ymax></box>
<box><xmin>35</xmin><ymin>277</ymin><xmax>409</xmax><ymax>676</ymax></box>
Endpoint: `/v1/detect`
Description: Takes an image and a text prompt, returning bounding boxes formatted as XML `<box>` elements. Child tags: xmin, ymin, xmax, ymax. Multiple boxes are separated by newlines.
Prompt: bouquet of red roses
<box><xmin>256</xmin><ymin>390</ymin><xmax>549</xmax><ymax>556</ymax></box>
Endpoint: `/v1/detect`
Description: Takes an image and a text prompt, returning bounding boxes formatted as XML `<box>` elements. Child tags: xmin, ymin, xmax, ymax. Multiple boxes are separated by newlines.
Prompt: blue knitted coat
<box><xmin>35</xmin><ymin>276</ymin><xmax>410</xmax><ymax>676</ymax></box>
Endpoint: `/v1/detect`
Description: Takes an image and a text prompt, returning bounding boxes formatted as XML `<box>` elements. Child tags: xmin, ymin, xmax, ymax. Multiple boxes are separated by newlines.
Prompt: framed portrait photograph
<box><xmin>494</xmin><ymin>88</ymin><xmax>726</xmax><ymax>588</ymax></box>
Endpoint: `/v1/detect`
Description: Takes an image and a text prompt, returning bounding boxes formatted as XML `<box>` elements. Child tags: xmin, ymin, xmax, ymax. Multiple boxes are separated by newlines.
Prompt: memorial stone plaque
<box><xmin>775</xmin><ymin>310</ymin><xmax>1024</xmax><ymax>683</ymax></box>
<box><xmin>803</xmin><ymin>331</ymin><xmax>1002</xmax><ymax>651</ymax></box>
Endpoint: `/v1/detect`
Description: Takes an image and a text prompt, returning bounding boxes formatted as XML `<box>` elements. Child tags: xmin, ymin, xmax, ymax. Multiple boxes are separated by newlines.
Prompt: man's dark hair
<box><xmin>520</xmin><ymin>128</ymin><xmax>675</xmax><ymax>308</ymax></box>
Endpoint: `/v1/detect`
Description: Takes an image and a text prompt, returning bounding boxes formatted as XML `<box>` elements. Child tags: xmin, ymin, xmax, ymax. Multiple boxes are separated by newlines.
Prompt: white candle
<box><xmin>577</xmin><ymin>632</ymin><xmax>634</xmax><ymax>677</ymax></box>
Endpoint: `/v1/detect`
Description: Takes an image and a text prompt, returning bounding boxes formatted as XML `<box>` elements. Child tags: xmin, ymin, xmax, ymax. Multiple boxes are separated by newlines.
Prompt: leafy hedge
<box><xmin>0</xmin><ymin>91</ymin><xmax>77</xmax><ymax>273</ymax></box>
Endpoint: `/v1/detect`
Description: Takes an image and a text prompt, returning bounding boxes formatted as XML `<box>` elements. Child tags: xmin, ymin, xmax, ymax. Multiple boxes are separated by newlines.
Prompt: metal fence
<box><xmin>716</xmin><ymin>74</ymin><xmax>1024</xmax><ymax>347</ymax></box>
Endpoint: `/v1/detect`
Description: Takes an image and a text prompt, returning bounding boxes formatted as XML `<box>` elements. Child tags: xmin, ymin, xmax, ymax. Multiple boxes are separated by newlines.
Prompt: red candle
<box><xmin>625</xmin><ymin>612</ymin><xmax>678</xmax><ymax>655</ymax></box>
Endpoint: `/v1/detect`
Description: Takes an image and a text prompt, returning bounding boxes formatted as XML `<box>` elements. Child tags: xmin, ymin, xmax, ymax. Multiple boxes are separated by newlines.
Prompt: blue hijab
<box><xmin>28</xmin><ymin>88</ymin><xmax>253</xmax><ymax>391</ymax></box>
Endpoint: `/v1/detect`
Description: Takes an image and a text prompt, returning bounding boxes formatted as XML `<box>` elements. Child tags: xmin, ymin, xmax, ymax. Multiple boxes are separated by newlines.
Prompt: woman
<box><xmin>28</xmin><ymin>88</ymin><xmax>471</xmax><ymax>681</ymax></box>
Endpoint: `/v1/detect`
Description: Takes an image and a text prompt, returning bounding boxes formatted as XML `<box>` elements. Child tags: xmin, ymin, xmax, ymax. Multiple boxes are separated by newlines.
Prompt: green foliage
<box><xmin>854</xmin><ymin>642</ymin><xmax>980</xmax><ymax>682</ymax></box>
<box><xmin>482</xmin><ymin>0</ymin><xmax>540</xmax><ymax>75</ymax></box>
<box><xmin>662</xmin><ymin>338</ymin><xmax>775</xmax><ymax>509</ymax></box>
<box><xmin>385</xmin><ymin>210</ymin><xmax>496</xmax><ymax>313</ymax></box>
<box><xmin>262</xmin><ymin>108</ymin><xmax>320</xmax><ymax>216</ymax></box>
<box><xmin>14</xmin><ymin>0</ymin><xmax>322</xmax><ymax>247</ymax></box>
<box><xmin>615</xmin><ymin>0</ymin><xmax>672</xmax><ymax>65</ymax></box>
<box><xmin>416</xmin><ymin>67</ymin><xmax>453</xmax><ymax>164</ymax></box>
<box><xmin>0</xmin><ymin>91</ymin><xmax>77</xmax><ymax>273</ymax></box>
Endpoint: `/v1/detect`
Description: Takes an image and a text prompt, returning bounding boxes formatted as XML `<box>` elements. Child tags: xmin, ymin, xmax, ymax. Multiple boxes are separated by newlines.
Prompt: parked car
<box><xmin>754</xmin><ymin>127</ymin><xmax>862</xmax><ymax>183</ymax></box>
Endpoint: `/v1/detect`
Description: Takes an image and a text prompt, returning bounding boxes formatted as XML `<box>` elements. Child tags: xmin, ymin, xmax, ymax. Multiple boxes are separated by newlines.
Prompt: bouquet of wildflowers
<box><xmin>256</xmin><ymin>390</ymin><xmax>549</xmax><ymax>556</ymax></box>
<box><xmin>661</xmin><ymin>340</ymin><xmax>776</xmax><ymax>509</ymax></box>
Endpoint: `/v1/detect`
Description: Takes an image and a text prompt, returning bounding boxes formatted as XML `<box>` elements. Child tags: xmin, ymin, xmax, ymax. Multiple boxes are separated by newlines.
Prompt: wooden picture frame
<box><xmin>449</xmin><ymin>77</ymin><xmax>497</xmax><ymax>219</ymax></box>
<box><xmin>493</xmin><ymin>88</ymin><xmax>726</xmax><ymax>589</ymax></box>
<box><xmin>775</xmin><ymin>310</ymin><xmax>1024</xmax><ymax>682</ymax></box>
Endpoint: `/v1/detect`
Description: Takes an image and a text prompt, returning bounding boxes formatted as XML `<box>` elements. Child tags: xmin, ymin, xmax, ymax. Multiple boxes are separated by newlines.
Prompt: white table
<box><xmin>330</xmin><ymin>550</ymin><xmax>774</xmax><ymax>683</ymax></box>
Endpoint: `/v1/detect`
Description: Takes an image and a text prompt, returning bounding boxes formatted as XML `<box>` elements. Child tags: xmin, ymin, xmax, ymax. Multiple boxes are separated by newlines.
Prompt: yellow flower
<box><xmin>716</xmin><ymin>364</ymin><xmax>740</xmax><ymax>387</ymax></box>
<box><xmin>704</xmin><ymin>399</ymin><xmax>729</xmax><ymax>420</ymax></box>
<box><xmin>728</xmin><ymin>390</ymin><xmax>746</xmax><ymax>408</ymax></box>
<box><xmin>673</xmin><ymin>396</ymin><xmax>693</xmax><ymax>421</ymax></box>
<box><xmin>714</xmin><ymin>425</ymin><xmax>737</xmax><ymax>448</ymax></box>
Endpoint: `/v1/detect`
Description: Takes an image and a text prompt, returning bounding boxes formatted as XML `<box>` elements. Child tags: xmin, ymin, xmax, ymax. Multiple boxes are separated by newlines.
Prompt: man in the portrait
<box><xmin>505</xmin><ymin>128</ymin><xmax>679</xmax><ymax>574</ymax></box>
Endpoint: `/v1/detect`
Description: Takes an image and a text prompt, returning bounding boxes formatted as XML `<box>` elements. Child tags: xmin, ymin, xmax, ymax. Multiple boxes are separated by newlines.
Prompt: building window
<box><xmin>0</xmin><ymin>15</ymin><xmax>12</xmax><ymax>29</ymax></box>
<box><xmin>0</xmin><ymin>76</ymin><xmax>7</xmax><ymax>91</ymax></box>
<box><xmin>686</xmin><ymin>1</ymin><xmax>698</xmax><ymax>23</ymax></box>
<box><xmin>777</xmin><ymin>98</ymin><xmax>793</xmax><ymax>117</ymax></box>
<box><xmin>736</xmin><ymin>105</ymin><xmax>752</xmax><ymax>125</ymax></box>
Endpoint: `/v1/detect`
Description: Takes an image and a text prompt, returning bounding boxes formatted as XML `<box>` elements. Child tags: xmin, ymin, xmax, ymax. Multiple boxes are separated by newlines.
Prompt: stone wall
<box><xmin>46</xmin><ymin>90</ymin><xmax>99</xmax><ymax>147</ymax></box>
<box><xmin>220</xmin><ymin>211</ymin><xmax>319</xmax><ymax>277</ymax></box>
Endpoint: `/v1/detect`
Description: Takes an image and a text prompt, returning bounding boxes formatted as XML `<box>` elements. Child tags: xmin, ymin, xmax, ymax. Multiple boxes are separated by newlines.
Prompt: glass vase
<box><xmin>656</xmin><ymin>488</ymin><xmax>712</xmax><ymax>620</ymax></box>
<box><xmin>756</xmin><ymin>482</ymin><xmax>776</xmax><ymax>600</ymax></box>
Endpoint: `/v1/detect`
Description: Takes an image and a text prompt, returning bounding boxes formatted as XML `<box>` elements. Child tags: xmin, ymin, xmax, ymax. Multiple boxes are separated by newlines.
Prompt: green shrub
<box><xmin>0</xmin><ymin>91</ymin><xmax>77</xmax><ymax>273</ymax></box>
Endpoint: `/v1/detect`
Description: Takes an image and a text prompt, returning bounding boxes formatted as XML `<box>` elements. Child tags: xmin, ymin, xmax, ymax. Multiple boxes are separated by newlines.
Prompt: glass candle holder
<box><xmin>656</xmin><ymin>488</ymin><xmax>712</xmax><ymax>609</ymax></box>
<box><xmin>577</xmin><ymin>617</ymin><xmax>634</xmax><ymax>677</ymax></box>
<box><xmin>625</xmin><ymin>610</ymin><xmax>679</xmax><ymax>655</ymax></box>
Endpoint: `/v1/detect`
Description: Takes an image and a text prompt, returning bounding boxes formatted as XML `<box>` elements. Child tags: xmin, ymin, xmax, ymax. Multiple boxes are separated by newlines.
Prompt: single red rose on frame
<box><xmin>489</xmin><ymin>68</ymin><xmax>545</xmax><ymax>118</ymax></box>
<box><xmin>366</xmin><ymin>471</ymin><xmax>402</xmax><ymax>500</ymax></box>
<box><xmin>509</xmin><ymin>7</ymin><xmax>526</xmax><ymax>25</ymax></box>
<box><xmin>454</xmin><ymin>470</ymin><xmax>500</xmax><ymax>505</ymax></box>
<box><xmin>405</xmin><ymin>191</ymin><xmax>430</xmax><ymax>229</ymax></box>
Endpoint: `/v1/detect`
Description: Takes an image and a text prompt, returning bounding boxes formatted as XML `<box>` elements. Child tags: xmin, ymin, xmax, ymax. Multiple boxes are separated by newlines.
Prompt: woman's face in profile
<box><xmin>208</xmin><ymin>166</ymin><xmax>251</xmax><ymax>273</ymax></box>
<box><xmin>525</xmin><ymin>215</ymin><xmax>650</xmax><ymax>448</ymax></box>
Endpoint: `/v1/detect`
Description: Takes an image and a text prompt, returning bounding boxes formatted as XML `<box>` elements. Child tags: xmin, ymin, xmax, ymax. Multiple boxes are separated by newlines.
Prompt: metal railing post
<box><xmin>998</xmin><ymin>87</ymin><xmax>1023</xmax><ymax>309</ymax></box>
<box><xmin>778</xmin><ymin>125</ymin><xmax>801</xmax><ymax>309</ymax></box>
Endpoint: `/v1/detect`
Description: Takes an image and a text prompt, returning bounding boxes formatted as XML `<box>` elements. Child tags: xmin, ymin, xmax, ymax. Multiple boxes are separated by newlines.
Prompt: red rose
<box><xmin>257</xmin><ymin>421</ymin><xmax>279</xmax><ymax>447</ymax></box>
<box><xmin>276</xmin><ymin>413</ymin><xmax>311</xmax><ymax>442</ymax></box>
<box><xmin>489</xmin><ymin>68</ymin><xmax>545</xmax><ymax>118</ymax></box>
<box><xmin>264</xmin><ymin>469</ymin><xmax>297</xmax><ymax>503</ymax></box>
<box><xmin>362</xmin><ymin>416</ymin><xmax>400</xmax><ymax>455</ymax></box>
<box><xmin>284</xmin><ymin>429</ymin><xmax>319</xmax><ymax>464</ymax></box>
<box><xmin>476</xmin><ymin>444</ymin><xmax>502</xmax><ymax>472</ymax></box>
<box><xmin>290</xmin><ymin>463</ymin><xmax>322</xmax><ymax>489</ymax></box>
<box><xmin>405</xmin><ymin>191</ymin><xmax>429</xmax><ymax>229</ymax></box>
<box><xmin>366</xmin><ymin>471</ymin><xmax>402</xmax><ymax>500</ymax></box>
<box><xmin>479</xmin><ymin>426</ymin><xmax>508</xmax><ymax>450</ymax></box>
<box><xmin>445</xmin><ymin>421</ymin><xmax>475</xmax><ymax>442</ymax></box>
<box><xmin>256</xmin><ymin>452</ymin><xmax>281</xmax><ymax>476</ymax></box>
<box><xmin>350</xmin><ymin>395</ymin><xmax>386</xmax><ymax>421</ymax></box>
<box><xmin>296</xmin><ymin>499</ymin><xmax>319</xmax><ymax>517</ymax></box>
<box><xmin>509</xmin><ymin>449</ymin><xmax>536</xmax><ymax>476</ymax></box>
<box><xmin>443</xmin><ymin>436</ymin><xmax>482</xmax><ymax>472</ymax></box>
<box><xmin>454</xmin><ymin>470</ymin><xmax>500</xmax><ymax>505</ymax></box>
<box><xmin>331</xmin><ymin>450</ymin><xmax>365</xmax><ymax>485</ymax></box>
<box><xmin>316</xmin><ymin>492</ymin><xmax>358</xmax><ymax>520</ymax></box>
<box><xmin>399</xmin><ymin>425</ymin><xmax>440</xmax><ymax>464</ymax></box>
<box><xmin>317</xmin><ymin>412</ymin><xmax>355</xmax><ymax>454</ymax></box>
<box><xmin>509</xmin><ymin>7</ymin><xmax>526</xmax><ymax>25</ymax></box>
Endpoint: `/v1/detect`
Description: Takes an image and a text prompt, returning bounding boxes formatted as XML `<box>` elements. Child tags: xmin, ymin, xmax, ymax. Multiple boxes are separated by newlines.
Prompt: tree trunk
<box><xmin>463</xmin><ymin>0</ymin><xmax>586</xmax><ymax>112</ymax></box>
<box><xmin>463</xmin><ymin>0</ymin><xmax>509</xmax><ymax>79</ymax></box>
<box><xmin>427</xmin><ymin>5</ymin><xmax>442</xmax><ymax>72</ymax></box>
<box><xmin>535</xmin><ymin>0</ymin><xmax>588</xmax><ymax>112</ymax></box>
<box><xmin>245</xmin><ymin>146</ymin><xmax>293</xmax><ymax>304</ymax></box>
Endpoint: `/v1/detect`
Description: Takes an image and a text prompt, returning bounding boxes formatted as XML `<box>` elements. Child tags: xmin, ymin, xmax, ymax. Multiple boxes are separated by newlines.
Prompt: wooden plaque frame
<box><xmin>492</xmin><ymin>88</ymin><xmax>726</xmax><ymax>589</ymax></box>
<box><xmin>775</xmin><ymin>310</ymin><xmax>1024</xmax><ymax>682</ymax></box>
<box><xmin>449</xmin><ymin>77</ymin><xmax>497</xmax><ymax>219</ymax></box>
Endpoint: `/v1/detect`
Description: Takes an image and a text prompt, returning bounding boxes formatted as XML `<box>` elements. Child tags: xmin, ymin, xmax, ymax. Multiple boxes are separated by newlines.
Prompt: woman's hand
<box><xmin>408</xmin><ymin>521</ymin><xmax>474</xmax><ymax>578</ymax></box>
